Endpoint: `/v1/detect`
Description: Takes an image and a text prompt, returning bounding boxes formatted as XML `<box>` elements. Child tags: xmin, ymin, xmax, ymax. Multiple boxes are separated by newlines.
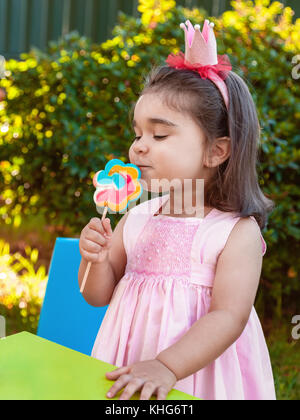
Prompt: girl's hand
<box><xmin>79</xmin><ymin>217</ymin><xmax>113</xmax><ymax>264</ymax></box>
<box><xmin>105</xmin><ymin>359</ymin><xmax>178</xmax><ymax>400</ymax></box>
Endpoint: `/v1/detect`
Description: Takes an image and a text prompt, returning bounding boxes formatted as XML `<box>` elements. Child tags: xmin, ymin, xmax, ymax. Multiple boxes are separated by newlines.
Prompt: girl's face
<box><xmin>129</xmin><ymin>93</ymin><xmax>210</xmax><ymax>193</ymax></box>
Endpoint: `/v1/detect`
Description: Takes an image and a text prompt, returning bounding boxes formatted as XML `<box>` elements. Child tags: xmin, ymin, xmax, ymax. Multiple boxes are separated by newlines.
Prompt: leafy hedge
<box><xmin>0</xmin><ymin>239</ymin><xmax>47</xmax><ymax>334</ymax></box>
<box><xmin>0</xmin><ymin>0</ymin><xmax>299</xmax><ymax>321</ymax></box>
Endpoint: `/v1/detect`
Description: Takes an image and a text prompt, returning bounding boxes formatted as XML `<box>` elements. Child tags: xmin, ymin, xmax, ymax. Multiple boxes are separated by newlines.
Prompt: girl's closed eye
<box><xmin>133</xmin><ymin>135</ymin><xmax>168</xmax><ymax>141</ymax></box>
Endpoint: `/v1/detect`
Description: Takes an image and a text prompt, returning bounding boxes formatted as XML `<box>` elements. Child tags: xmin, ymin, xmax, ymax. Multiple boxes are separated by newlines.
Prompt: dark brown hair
<box><xmin>129</xmin><ymin>65</ymin><xmax>275</xmax><ymax>230</ymax></box>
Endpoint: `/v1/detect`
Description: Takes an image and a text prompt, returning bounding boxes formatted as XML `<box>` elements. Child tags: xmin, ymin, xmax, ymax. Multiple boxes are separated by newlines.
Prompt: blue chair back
<box><xmin>37</xmin><ymin>237</ymin><xmax>108</xmax><ymax>355</ymax></box>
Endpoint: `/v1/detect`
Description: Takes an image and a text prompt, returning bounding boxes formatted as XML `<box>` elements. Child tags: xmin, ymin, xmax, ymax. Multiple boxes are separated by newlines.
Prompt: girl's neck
<box><xmin>156</xmin><ymin>195</ymin><xmax>213</xmax><ymax>218</ymax></box>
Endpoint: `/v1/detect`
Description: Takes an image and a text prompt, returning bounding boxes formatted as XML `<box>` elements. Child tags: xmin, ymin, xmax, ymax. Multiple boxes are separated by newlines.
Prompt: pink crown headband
<box><xmin>165</xmin><ymin>19</ymin><xmax>232</xmax><ymax>110</ymax></box>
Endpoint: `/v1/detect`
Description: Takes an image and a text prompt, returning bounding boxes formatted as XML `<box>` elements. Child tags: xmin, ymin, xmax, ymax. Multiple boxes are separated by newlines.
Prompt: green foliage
<box><xmin>0</xmin><ymin>2</ymin><xmax>208</xmax><ymax>233</ymax></box>
<box><xmin>267</xmin><ymin>323</ymin><xmax>300</xmax><ymax>400</ymax></box>
<box><xmin>0</xmin><ymin>0</ymin><xmax>299</xmax><ymax>322</ymax></box>
<box><xmin>0</xmin><ymin>239</ymin><xmax>47</xmax><ymax>333</ymax></box>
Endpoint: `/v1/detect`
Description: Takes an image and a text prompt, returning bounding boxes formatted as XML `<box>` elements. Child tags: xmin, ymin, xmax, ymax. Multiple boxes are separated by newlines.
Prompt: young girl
<box><xmin>78</xmin><ymin>19</ymin><xmax>276</xmax><ymax>400</ymax></box>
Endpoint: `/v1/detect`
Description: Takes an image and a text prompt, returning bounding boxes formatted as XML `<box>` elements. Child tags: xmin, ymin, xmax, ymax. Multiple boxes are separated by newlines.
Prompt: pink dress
<box><xmin>91</xmin><ymin>194</ymin><xmax>276</xmax><ymax>400</ymax></box>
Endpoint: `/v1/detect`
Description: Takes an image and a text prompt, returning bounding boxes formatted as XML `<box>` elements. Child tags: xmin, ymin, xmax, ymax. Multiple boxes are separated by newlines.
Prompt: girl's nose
<box><xmin>132</xmin><ymin>138</ymin><xmax>149</xmax><ymax>153</ymax></box>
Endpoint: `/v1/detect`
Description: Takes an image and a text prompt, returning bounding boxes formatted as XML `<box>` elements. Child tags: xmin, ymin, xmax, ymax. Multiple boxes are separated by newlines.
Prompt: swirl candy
<box><xmin>93</xmin><ymin>158</ymin><xmax>143</xmax><ymax>213</ymax></box>
<box><xmin>80</xmin><ymin>159</ymin><xmax>143</xmax><ymax>293</ymax></box>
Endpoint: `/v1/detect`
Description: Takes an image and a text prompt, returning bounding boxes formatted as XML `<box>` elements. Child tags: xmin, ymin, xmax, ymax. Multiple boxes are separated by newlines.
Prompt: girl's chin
<box><xmin>139</xmin><ymin>178</ymin><xmax>169</xmax><ymax>194</ymax></box>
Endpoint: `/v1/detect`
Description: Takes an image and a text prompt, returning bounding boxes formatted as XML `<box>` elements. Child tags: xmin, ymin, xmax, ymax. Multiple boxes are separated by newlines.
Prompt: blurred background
<box><xmin>1</xmin><ymin>0</ymin><xmax>299</xmax><ymax>59</ymax></box>
<box><xmin>0</xmin><ymin>0</ymin><xmax>299</xmax><ymax>399</ymax></box>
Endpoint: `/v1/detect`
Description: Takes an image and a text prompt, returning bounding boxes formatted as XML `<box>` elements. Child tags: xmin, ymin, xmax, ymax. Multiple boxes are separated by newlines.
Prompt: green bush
<box><xmin>0</xmin><ymin>239</ymin><xmax>47</xmax><ymax>334</ymax></box>
<box><xmin>0</xmin><ymin>0</ymin><xmax>299</xmax><ymax>322</ymax></box>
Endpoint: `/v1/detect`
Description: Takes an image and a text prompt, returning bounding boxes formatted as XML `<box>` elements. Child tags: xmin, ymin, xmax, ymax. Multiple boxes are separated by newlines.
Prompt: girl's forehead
<box><xmin>132</xmin><ymin>116</ymin><xmax>179</xmax><ymax>128</ymax></box>
<box><xmin>136</xmin><ymin>93</ymin><xmax>166</xmax><ymax>109</ymax></box>
<box><xmin>134</xmin><ymin>94</ymin><xmax>188</xmax><ymax>126</ymax></box>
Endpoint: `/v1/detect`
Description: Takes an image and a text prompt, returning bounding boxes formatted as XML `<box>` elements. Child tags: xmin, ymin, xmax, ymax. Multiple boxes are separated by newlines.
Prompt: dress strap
<box><xmin>249</xmin><ymin>216</ymin><xmax>267</xmax><ymax>256</ymax></box>
<box><xmin>123</xmin><ymin>194</ymin><xmax>169</xmax><ymax>257</ymax></box>
<box><xmin>189</xmin><ymin>211</ymin><xmax>242</xmax><ymax>287</ymax></box>
<box><xmin>188</xmin><ymin>212</ymin><xmax>268</xmax><ymax>288</ymax></box>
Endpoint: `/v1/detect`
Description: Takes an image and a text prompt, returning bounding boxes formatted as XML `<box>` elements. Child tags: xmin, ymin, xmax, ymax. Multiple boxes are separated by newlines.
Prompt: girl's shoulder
<box><xmin>206</xmin><ymin>209</ymin><xmax>267</xmax><ymax>256</ymax></box>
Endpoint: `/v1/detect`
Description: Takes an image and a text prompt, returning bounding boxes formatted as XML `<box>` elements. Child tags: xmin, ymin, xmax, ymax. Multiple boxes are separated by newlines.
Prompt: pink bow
<box><xmin>165</xmin><ymin>51</ymin><xmax>232</xmax><ymax>81</ymax></box>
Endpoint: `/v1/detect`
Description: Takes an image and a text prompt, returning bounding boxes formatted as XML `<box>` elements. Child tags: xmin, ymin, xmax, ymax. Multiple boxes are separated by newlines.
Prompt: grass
<box><xmin>267</xmin><ymin>322</ymin><xmax>300</xmax><ymax>400</ymax></box>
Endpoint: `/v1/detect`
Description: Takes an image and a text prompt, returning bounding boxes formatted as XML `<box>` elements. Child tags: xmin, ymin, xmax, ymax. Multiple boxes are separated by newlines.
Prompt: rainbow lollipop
<box><xmin>80</xmin><ymin>159</ymin><xmax>143</xmax><ymax>293</ymax></box>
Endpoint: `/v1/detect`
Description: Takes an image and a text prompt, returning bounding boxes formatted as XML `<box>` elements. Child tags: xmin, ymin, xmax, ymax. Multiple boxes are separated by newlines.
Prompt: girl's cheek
<box><xmin>128</xmin><ymin>146</ymin><xmax>134</xmax><ymax>161</ymax></box>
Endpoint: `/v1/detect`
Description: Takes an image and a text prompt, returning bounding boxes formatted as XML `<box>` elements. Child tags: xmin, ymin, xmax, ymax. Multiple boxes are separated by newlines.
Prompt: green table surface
<box><xmin>0</xmin><ymin>332</ymin><xmax>200</xmax><ymax>400</ymax></box>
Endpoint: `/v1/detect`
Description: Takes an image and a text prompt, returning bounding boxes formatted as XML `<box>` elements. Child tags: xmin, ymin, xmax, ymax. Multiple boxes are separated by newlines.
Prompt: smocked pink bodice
<box><xmin>125</xmin><ymin>215</ymin><xmax>216</xmax><ymax>289</ymax></box>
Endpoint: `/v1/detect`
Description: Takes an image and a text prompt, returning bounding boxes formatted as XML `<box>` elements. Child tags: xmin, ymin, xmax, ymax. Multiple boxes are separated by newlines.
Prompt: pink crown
<box><xmin>181</xmin><ymin>19</ymin><xmax>218</xmax><ymax>66</ymax></box>
<box><xmin>165</xmin><ymin>19</ymin><xmax>232</xmax><ymax>109</ymax></box>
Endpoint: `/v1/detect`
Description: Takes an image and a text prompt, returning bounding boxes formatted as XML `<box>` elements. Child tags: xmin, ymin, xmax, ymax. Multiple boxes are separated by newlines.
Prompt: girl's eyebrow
<box><xmin>132</xmin><ymin>118</ymin><xmax>178</xmax><ymax>127</ymax></box>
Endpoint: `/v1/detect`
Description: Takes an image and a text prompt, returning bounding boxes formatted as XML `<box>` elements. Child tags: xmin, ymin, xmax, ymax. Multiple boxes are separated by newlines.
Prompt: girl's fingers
<box><xmin>106</xmin><ymin>365</ymin><xmax>131</xmax><ymax>378</ymax></box>
<box><xmin>102</xmin><ymin>218</ymin><xmax>112</xmax><ymax>236</ymax></box>
<box><xmin>106</xmin><ymin>366</ymin><xmax>132</xmax><ymax>399</ymax></box>
<box><xmin>119</xmin><ymin>378</ymin><xmax>145</xmax><ymax>400</ymax></box>
<box><xmin>86</xmin><ymin>228</ymin><xmax>107</xmax><ymax>245</ymax></box>
<box><xmin>106</xmin><ymin>373</ymin><xmax>133</xmax><ymax>398</ymax></box>
<box><xmin>89</xmin><ymin>217</ymin><xmax>105</xmax><ymax>234</ymax></box>
<box><xmin>81</xmin><ymin>249</ymin><xmax>101</xmax><ymax>263</ymax></box>
<box><xmin>156</xmin><ymin>386</ymin><xmax>169</xmax><ymax>400</ymax></box>
<box><xmin>84</xmin><ymin>238</ymin><xmax>101</xmax><ymax>253</ymax></box>
<box><xmin>139</xmin><ymin>382</ymin><xmax>157</xmax><ymax>400</ymax></box>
